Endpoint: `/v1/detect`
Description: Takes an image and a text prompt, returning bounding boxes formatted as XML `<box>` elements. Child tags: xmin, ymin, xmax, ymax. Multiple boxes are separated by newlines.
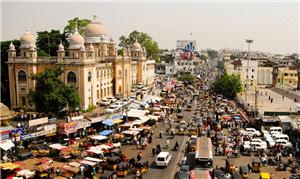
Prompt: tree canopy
<box><xmin>199</xmin><ymin>54</ymin><xmax>208</xmax><ymax>61</ymax></box>
<box><xmin>211</xmin><ymin>73</ymin><xmax>242</xmax><ymax>99</ymax></box>
<box><xmin>1</xmin><ymin>40</ymin><xmax>20</xmax><ymax>106</ymax></box>
<box><xmin>178</xmin><ymin>74</ymin><xmax>195</xmax><ymax>84</ymax></box>
<box><xmin>36</xmin><ymin>30</ymin><xmax>66</xmax><ymax>57</ymax></box>
<box><xmin>63</xmin><ymin>17</ymin><xmax>91</xmax><ymax>37</ymax></box>
<box><xmin>217</xmin><ymin>60</ymin><xmax>224</xmax><ymax>69</ymax></box>
<box><xmin>28</xmin><ymin>67</ymin><xmax>80</xmax><ymax>114</ymax></box>
<box><xmin>206</xmin><ymin>49</ymin><xmax>219</xmax><ymax>59</ymax></box>
<box><xmin>119</xmin><ymin>30</ymin><xmax>160</xmax><ymax>62</ymax></box>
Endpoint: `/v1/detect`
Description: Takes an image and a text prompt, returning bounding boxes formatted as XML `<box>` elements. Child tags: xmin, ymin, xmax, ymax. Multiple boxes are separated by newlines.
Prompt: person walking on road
<box><xmin>166</xmin><ymin>139</ymin><xmax>169</xmax><ymax>149</ymax></box>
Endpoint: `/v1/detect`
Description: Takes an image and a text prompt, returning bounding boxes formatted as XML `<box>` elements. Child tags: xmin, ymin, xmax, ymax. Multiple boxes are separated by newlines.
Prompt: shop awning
<box><xmin>0</xmin><ymin>162</ymin><xmax>20</xmax><ymax>170</ymax></box>
<box><xmin>88</xmin><ymin>135</ymin><xmax>108</xmax><ymax>141</ymax></box>
<box><xmin>79</xmin><ymin>160</ymin><xmax>96</xmax><ymax>166</ymax></box>
<box><xmin>84</xmin><ymin>157</ymin><xmax>103</xmax><ymax>163</ymax></box>
<box><xmin>16</xmin><ymin>169</ymin><xmax>35</xmax><ymax>178</ymax></box>
<box><xmin>113</xmin><ymin>119</ymin><xmax>123</xmax><ymax>124</ymax></box>
<box><xmin>0</xmin><ymin>139</ymin><xmax>14</xmax><ymax>151</ymax></box>
<box><xmin>102</xmin><ymin>119</ymin><xmax>114</xmax><ymax>126</ymax></box>
<box><xmin>49</xmin><ymin>143</ymin><xmax>68</xmax><ymax>150</ymax></box>
<box><xmin>99</xmin><ymin>130</ymin><xmax>113</xmax><ymax>136</ymax></box>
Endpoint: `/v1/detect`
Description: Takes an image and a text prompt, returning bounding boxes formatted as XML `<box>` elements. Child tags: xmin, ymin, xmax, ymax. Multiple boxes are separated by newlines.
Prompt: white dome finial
<box><xmin>93</xmin><ymin>14</ymin><xmax>97</xmax><ymax>21</ymax></box>
<box><xmin>26</xmin><ymin>28</ymin><xmax>31</xmax><ymax>34</ymax></box>
<box><xmin>74</xmin><ymin>21</ymin><xmax>79</xmax><ymax>34</ymax></box>
<box><xmin>9</xmin><ymin>41</ymin><xmax>15</xmax><ymax>50</ymax></box>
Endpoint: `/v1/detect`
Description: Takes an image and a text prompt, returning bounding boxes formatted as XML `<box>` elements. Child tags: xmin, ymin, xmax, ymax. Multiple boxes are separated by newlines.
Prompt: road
<box><xmin>121</xmin><ymin>100</ymin><xmax>193</xmax><ymax>179</ymax></box>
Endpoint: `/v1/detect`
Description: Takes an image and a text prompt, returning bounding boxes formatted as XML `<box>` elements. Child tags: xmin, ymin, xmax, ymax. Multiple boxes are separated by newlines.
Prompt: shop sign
<box><xmin>76</xmin><ymin>120</ymin><xmax>91</xmax><ymax>129</ymax></box>
<box><xmin>71</xmin><ymin>116</ymin><xmax>84</xmax><ymax>121</ymax></box>
<box><xmin>64</xmin><ymin>121</ymin><xmax>77</xmax><ymax>134</ymax></box>
<box><xmin>21</xmin><ymin>130</ymin><xmax>46</xmax><ymax>140</ymax></box>
<box><xmin>11</xmin><ymin>128</ymin><xmax>24</xmax><ymax>142</ymax></box>
<box><xmin>44</xmin><ymin>124</ymin><xmax>57</xmax><ymax>135</ymax></box>
<box><xmin>0</xmin><ymin>130</ymin><xmax>10</xmax><ymax>140</ymax></box>
<box><xmin>29</xmin><ymin>117</ymin><xmax>48</xmax><ymax>127</ymax></box>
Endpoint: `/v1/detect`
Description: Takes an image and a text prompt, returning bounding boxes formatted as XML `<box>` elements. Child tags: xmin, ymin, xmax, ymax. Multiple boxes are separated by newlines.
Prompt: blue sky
<box><xmin>1</xmin><ymin>1</ymin><xmax>299</xmax><ymax>54</ymax></box>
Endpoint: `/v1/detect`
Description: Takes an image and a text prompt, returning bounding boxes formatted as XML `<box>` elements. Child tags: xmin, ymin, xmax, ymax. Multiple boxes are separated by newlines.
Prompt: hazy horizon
<box><xmin>1</xmin><ymin>1</ymin><xmax>299</xmax><ymax>54</ymax></box>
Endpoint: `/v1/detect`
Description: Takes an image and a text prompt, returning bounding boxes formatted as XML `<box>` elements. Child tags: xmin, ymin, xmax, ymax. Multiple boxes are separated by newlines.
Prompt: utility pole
<box><xmin>245</xmin><ymin>39</ymin><xmax>253</xmax><ymax>101</ymax></box>
<box><xmin>254</xmin><ymin>86</ymin><xmax>258</xmax><ymax>118</ymax></box>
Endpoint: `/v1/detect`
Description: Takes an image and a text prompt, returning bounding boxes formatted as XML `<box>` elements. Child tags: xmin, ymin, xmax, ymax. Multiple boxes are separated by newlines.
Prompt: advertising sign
<box><xmin>44</xmin><ymin>124</ymin><xmax>57</xmax><ymax>135</ymax></box>
<box><xmin>29</xmin><ymin>117</ymin><xmax>48</xmax><ymax>127</ymax></box>
<box><xmin>64</xmin><ymin>121</ymin><xmax>77</xmax><ymax>134</ymax></box>
<box><xmin>176</xmin><ymin>40</ymin><xmax>197</xmax><ymax>51</ymax></box>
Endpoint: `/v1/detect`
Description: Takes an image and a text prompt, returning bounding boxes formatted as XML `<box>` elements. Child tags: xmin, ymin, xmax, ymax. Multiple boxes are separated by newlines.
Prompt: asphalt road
<box><xmin>120</xmin><ymin>100</ymin><xmax>193</xmax><ymax>179</ymax></box>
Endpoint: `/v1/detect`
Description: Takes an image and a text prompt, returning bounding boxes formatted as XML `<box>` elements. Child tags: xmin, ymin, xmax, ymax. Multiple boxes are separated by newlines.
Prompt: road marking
<box><xmin>170</xmin><ymin>135</ymin><xmax>188</xmax><ymax>179</ymax></box>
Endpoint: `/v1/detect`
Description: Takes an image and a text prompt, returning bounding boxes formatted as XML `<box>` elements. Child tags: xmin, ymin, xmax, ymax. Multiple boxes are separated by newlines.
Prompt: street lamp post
<box><xmin>245</xmin><ymin>39</ymin><xmax>253</xmax><ymax>101</ymax></box>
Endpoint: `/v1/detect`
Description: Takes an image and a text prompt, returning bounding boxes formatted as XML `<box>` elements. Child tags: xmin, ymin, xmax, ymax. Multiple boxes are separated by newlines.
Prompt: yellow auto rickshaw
<box><xmin>187</xmin><ymin>127</ymin><xmax>197</xmax><ymax>136</ymax></box>
<box><xmin>116</xmin><ymin>162</ymin><xmax>131</xmax><ymax>177</ymax></box>
<box><xmin>252</xmin><ymin>159</ymin><xmax>261</xmax><ymax>173</ymax></box>
<box><xmin>259</xmin><ymin>172</ymin><xmax>270</xmax><ymax>179</ymax></box>
<box><xmin>225</xmin><ymin>159</ymin><xmax>237</xmax><ymax>174</ymax></box>
<box><xmin>105</xmin><ymin>156</ymin><xmax>120</xmax><ymax>171</ymax></box>
<box><xmin>133</xmin><ymin>160</ymin><xmax>149</xmax><ymax>174</ymax></box>
<box><xmin>239</xmin><ymin>166</ymin><xmax>249</xmax><ymax>179</ymax></box>
<box><xmin>177</xmin><ymin>126</ymin><xmax>186</xmax><ymax>135</ymax></box>
<box><xmin>186</xmin><ymin>104</ymin><xmax>192</xmax><ymax>111</ymax></box>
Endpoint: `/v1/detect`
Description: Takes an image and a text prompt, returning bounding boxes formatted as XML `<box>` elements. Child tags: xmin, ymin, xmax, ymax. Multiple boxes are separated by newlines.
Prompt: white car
<box><xmin>244</xmin><ymin>141</ymin><xmax>267</xmax><ymax>151</ymax></box>
<box><xmin>106</xmin><ymin>96</ymin><xmax>117</xmax><ymax>103</ymax></box>
<box><xmin>275</xmin><ymin>139</ymin><xmax>293</xmax><ymax>149</ymax></box>
<box><xmin>113</xmin><ymin>101</ymin><xmax>124</xmax><ymax>108</ymax></box>
<box><xmin>106</xmin><ymin>105</ymin><xmax>120</xmax><ymax>113</ymax></box>
<box><xmin>156</xmin><ymin>152</ymin><xmax>172</xmax><ymax>167</ymax></box>
<box><xmin>137</xmin><ymin>83</ymin><xmax>143</xmax><ymax>89</ymax></box>
<box><xmin>131</xmin><ymin>88</ymin><xmax>137</xmax><ymax>92</ymax></box>
<box><xmin>265</xmin><ymin>137</ymin><xmax>275</xmax><ymax>148</ymax></box>
<box><xmin>141</xmin><ymin>88</ymin><xmax>148</xmax><ymax>94</ymax></box>
<box><xmin>100</xmin><ymin>99</ymin><xmax>111</xmax><ymax>106</ymax></box>
<box><xmin>241</xmin><ymin>128</ymin><xmax>261</xmax><ymax>137</ymax></box>
<box><xmin>129</xmin><ymin>96</ymin><xmax>136</xmax><ymax>102</ymax></box>
<box><xmin>244</xmin><ymin>138</ymin><xmax>267</xmax><ymax>147</ymax></box>
<box><xmin>122</xmin><ymin>98</ymin><xmax>129</xmax><ymax>105</ymax></box>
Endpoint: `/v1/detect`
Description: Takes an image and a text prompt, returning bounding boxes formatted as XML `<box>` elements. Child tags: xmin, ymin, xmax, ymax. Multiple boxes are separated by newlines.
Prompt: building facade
<box><xmin>7</xmin><ymin>15</ymin><xmax>155</xmax><ymax>110</ymax></box>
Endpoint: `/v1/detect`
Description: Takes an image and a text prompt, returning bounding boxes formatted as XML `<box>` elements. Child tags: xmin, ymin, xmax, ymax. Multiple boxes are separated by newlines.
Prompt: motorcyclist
<box><xmin>173</xmin><ymin>141</ymin><xmax>179</xmax><ymax>151</ymax></box>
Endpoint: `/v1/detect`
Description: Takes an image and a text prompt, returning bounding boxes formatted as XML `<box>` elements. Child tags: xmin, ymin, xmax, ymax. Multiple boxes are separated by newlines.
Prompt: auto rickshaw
<box><xmin>133</xmin><ymin>160</ymin><xmax>149</xmax><ymax>174</ymax></box>
<box><xmin>105</xmin><ymin>156</ymin><xmax>121</xmax><ymax>171</ymax></box>
<box><xmin>116</xmin><ymin>162</ymin><xmax>131</xmax><ymax>177</ymax></box>
<box><xmin>186</xmin><ymin>104</ymin><xmax>192</xmax><ymax>111</ymax></box>
<box><xmin>225</xmin><ymin>159</ymin><xmax>237</xmax><ymax>174</ymax></box>
<box><xmin>177</xmin><ymin>126</ymin><xmax>186</xmax><ymax>135</ymax></box>
<box><xmin>252</xmin><ymin>159</ymin><xmax>261</xmax><ymax>173</ymax></box>
<box><xmin>239</xmin><ymin>166</ymin><xmax>249</xmax><ymax>179</ymax></box>
<box><xmin>187</xmin><ymin>127</ymin><xmax>197</xmax><ymax>136</ymax></box>
<box><xmin>259</xmin><ymin>172</ymin><xmax>270</xmax><ymax>179</ymax></box>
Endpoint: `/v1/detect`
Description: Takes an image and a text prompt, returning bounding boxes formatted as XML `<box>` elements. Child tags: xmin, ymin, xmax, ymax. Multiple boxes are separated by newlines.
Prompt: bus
<box><xmin>195</xmin><ymin>137</ymin><xmax>213</xmax><ymax>171</ymax></box>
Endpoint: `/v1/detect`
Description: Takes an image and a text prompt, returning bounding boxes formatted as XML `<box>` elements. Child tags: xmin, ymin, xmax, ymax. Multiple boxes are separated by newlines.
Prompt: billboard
<box><xmin>176</xmin><ymin>40</ymin><xmax>197</xmax><ymax>51</ymax></box>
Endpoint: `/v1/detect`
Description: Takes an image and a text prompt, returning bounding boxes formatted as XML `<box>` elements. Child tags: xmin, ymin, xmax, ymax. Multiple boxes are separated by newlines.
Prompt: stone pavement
<box><xmin>238</xmin><ymin>88</ymin><xmax>298</xmax><ymax>114</ymax></box>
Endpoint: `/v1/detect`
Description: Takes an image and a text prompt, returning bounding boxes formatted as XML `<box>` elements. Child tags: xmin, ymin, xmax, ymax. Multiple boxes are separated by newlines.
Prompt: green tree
<box><xmin>199</xmin><ymin>54</ymin><xmax>208</xmax><ymax>61</ymax></box>
<box><xmin>217</xmin><ymin>60</ymin><xmax>224</xmax><ymax>69</ymax></box>
<box><xmin>207</xmin><ymin>49</ymin><xmax>219</xmax><ymax>59</ymax></box>
<box><xmin>119</xmin><ymin>30</ymin><xmax>160</xmax><ymax>62</ymax></box>
<box><xmin>230</xmin><ymin>54</ymin><xmax>236</xmax><ymax>60</ymax></box>
<box><xmin>1</xmin><ymin>40</ymin><xmax>20</xmax><ymax>106</ymax></box>
<box><xmin>28</xmin><ymin>67</ymin><xmax>80</xmax><ymax>114</ymax></box>
<box><xmin>212</xmin><ymin>73</ymin><xmax>242</xmax><ymax>99</ymax></box>
<box><xmin>178</xmin><ymin>74</ymin><xmax>195</xmax><ymax>84</ymax></box>
<box><xmin>36</xmin><ymin>30</ymin><xmax>66</xmax><ymax>56</ymax></box>
<box><xmin>63</xmin><ymin>17</ymin><xmax>91</xmax><ymax>37</ymax></box>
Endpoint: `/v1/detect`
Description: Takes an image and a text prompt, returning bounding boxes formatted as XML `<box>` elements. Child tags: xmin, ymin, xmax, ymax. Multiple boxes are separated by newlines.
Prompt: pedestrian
<box><xmin>166</xmin><ymin>139</ymin><xmax>169</xmax><ymax>149</ymax></box>
<box><xmin>269</xmin><ymin>96</ymin><xmax>271</xmax><ymax>100</ymax></box>
<box><xmin>136</xmin><ymin>140</ymin><xmax>140</xmax><ymax>149</ymax></box>
<box><xmin>137</xmin><ymin>152</ymin><xmax>142</xmax><ymax>161</ymax></box>
<box><xmin>80</xmin><ymin>165</ymin><xmax>85</xmax><ymax>176</ymax></box>
<box><xmin>271</xmin><ymin>98</ymin><xmax>273</xmax><ymax>103</ymax></box>
<box><xmin>282</xmin><ymin>95</ymin><xmax>284</xmax><ymax>100</ymax></box>
<box><xmin>152</xmin><ymin>147</ymin><xmax>156</xmax><ymax>156</ymax></box>
<box><xmin>182</xmin><ymin>156</ymin><xmax>187</xmax><ymax>165</ymax></box>
<box><xmin>56</xmin><ymin>168</ymin><xmax>60</xmax><ymax>176</ymax></box>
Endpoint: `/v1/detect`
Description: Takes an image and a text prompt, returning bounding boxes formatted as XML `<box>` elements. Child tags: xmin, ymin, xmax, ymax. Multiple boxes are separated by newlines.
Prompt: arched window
<box><xmin>88</xmin><ymin>71</ymin><xmax>92</xmax><ymax>82</ymax></box>
<box><xmin>67</xmin><ymin>71</ymin><xmax>76</xmax><ymax>84</ymax></box>
<box><xmin>18</xmin><ymin>70</ymin><xmax>27</xmax><ymax>82</ymax></box>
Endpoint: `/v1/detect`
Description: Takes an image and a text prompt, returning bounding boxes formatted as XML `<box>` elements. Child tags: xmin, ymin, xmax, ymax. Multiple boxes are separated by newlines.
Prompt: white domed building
<box><xmin>7</xmin><ymin>14</ymin><xmax>156</xmax><ymax>110</ymax></box>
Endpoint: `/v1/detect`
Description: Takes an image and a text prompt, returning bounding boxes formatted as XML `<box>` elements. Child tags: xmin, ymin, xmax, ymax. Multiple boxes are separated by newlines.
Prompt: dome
<box><xmin>58</xmin><ymin>41</ymin><xmax>65</xmax><ymax>51</ymax></box>
<box><xmin>9</xmin><ymin>42</ymin><xmax>16</xmax><ymax>51</ymax></box>
<box><xmin>20</xmin><ymin>28</ymin><xmax>36</xmax><ymax>48</ymax></box>
<box><xmin>132</xmin><ymin>40</ymin><xmax>142</xmax><ymax>51</ymax></box>
<box><xmin>85</xmin><ymin>14</ymin><xmax>106</xmax><ymax>36</ymax></box>
<box><xmin>68</xmin><ymin>26</ymin><xmax>84</xmax><ymax>49</ymax></box>
<box><xmin>89</xmin><ymin>44</ymin><xmax>95</xmax><ymax>51</ymax></box>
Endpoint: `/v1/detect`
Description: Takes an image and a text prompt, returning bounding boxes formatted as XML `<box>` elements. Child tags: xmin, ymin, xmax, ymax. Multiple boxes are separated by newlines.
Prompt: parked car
<box><xmin>156</xmin><ymin>152</ymin><xmax>172</xmax><ymax>167</ymax></box>
<box><xmin>106</xmin><ymin>105</ymin><xmax>120</xmax><ymax>113</ymax></box>
<box><xmin>176</xmin><ymin>165</ymin><xmax>190</xmax><ymax>179</ymax></box>
<box><xmin>141</xmin><ymin>88</ymin><xmax>148</xmax><ymax>94</ymax></box>
<box><xmin>122</xmin><ymin>98</ymin><xmax>129</xmax><ymax>105</ymax></box>
<box><xmin>100</xmin><ymin>98</ymin><xmax>111</xmax><ymax>106</ymax></box>
<box><xmin>137</xmin><ymin>83</ymin><xmax>143</xmax><ymax>89</ymax></box>
<box><xmin>244</xmin><ymin>141</ymin><xmax>267</xmax><ymax>152</ymax></box>
<box><xmin>114</xmin><ymin>101</ymin><xmax>124</xmax><ymax>108</ymax></box>
<box><xmin>106</xmin><ymin>96</ymin><xmax>117</xmax><ymax>102</ymax></box>
<box><xmin>269</xmin><ymin>127</ymin><xmax>282</xmax><ymax>135</ymax></box>
<box><xmin>129</xmin><ymin>96</ymin><xmax>136</xmax><ymax>102</ymax></box>
<box><xmin>275</xmin><ymin>139</ymin><xmax>293</xmax><ymax>149</ymax></box>
<box><xmin>131</xmin><ymin>88</ymin><xmax>137</xmax><ymax>92</ymax></box>
<box><xmin>240</xmin><ymin>128</ymin><xmax>261</xmax><ymax>137</ymax></box>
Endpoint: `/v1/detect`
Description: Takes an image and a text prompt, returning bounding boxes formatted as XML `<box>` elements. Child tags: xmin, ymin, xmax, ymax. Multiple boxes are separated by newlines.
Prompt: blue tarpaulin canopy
<box><xmin>99</xmin><ymin>130</ymin><xmax>113</xmax><ymax>136</ymax></box>
<box><xmin>102</xmin><ymin>119</ymin><xmax>114</xmax><ymax>126</ymax></box>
